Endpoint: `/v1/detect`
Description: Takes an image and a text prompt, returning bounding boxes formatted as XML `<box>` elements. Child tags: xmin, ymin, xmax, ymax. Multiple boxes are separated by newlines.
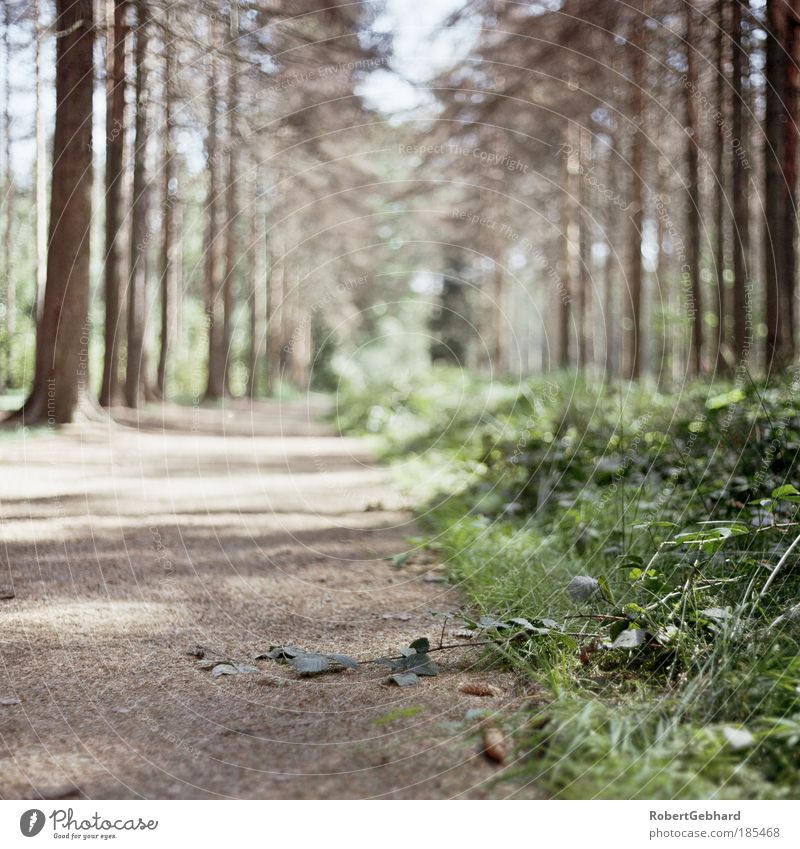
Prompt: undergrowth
<box><xmin>337</xmin><ymin>365</ymin><xmax>800</xmax><ymax>799</ymax></box>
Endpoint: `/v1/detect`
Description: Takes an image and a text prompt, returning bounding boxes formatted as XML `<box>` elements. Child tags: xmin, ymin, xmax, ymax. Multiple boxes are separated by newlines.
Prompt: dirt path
<box><xmin>0</xmin><ymin>399</ymin><xmax>531</xmax><ymax>799</ymax></box>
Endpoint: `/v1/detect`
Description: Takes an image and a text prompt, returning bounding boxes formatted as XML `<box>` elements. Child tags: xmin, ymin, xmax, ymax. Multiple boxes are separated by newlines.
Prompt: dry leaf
<box><xmin>482</xmin><ymin>726</ymin><xmax>508</xmax><ymax>764</ymax></box>
<box><xmin>460</xmin><ymin>681</ymin><xmax>502</xmax><ymax>697</ymax></box>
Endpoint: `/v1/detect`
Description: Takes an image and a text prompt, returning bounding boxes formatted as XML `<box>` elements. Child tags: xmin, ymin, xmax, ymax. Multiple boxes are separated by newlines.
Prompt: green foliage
<box><xmin>339</xmin><ymin>368</ymin><xmax>800</xmax><ymax>797</ymax></box>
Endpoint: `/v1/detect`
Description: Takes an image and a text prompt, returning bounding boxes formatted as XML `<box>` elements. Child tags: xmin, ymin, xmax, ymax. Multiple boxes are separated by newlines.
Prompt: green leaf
<box><xmin>672</xmin><ymin>524</ymin><xmax>749</xmax><ymax>553</ymax></box>
<box><xmin>609</xmin><ymin>620</ymin><xmax>628</xmax><ymax>642</ymax></box>
<box><xmin>409</xmin><ymin>637</ymin><xmax>430</xmax><ymax>654</ymax></box>
<box><xmin>772</xmin><ymin>484</ymin><xmax>800</xmax><ymax>503</ymax></box>
<box><xmin>597</xmin><ymin>575</ymin><xmax>615</xmax><ymax>605</ymax></box>
<box><xmin>706</xmin><ymin>388</ymin><xmax>745</xmax><ymax>410</ymax></box>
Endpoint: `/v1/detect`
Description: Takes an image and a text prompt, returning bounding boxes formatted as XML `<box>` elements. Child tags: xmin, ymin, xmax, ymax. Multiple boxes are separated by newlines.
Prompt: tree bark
<box><xmin>34</xmin><ymin>0</ymin><xmax>48</xmax><ymax>327</ymax></box>
<box><xmin>100</xmin><ymin>0</ymin><xmax>128</xmax><ymax>407</ymax></box>
<box><xmin>556</xmin><ymin>127</ymin><xmax>576</xmax><ymax>370</ymax></box>
<box><xmin>731</xmin><ymin>0</ymin><xmax>751</xmax><ymax>365</ymax></box>
<box><xmin>626</xmin><ymin>20</ymin><xmax>645</xmax><ymax>380</ymax></box>
<box><xmin>782</xmin><ymin>0</ymin><xmax>800</xmax><ymax>363</ymax></box>
<box><xmin>13</xmin><ymin>0</ymin><xmax>95</xmax><ymax>424</ymax></box>
<box><xmin>713</xmin><ymin>0</ymin><xmax>727</xmax><ymax>371</ymax></box>
<box><xmin>204</xmin><ymin>19</ymin><xmax>226</xmax><ymax>400</ymax></box>
<box><xmin>222</xmin><ymin>55</ymin><xmax>240</xmax><ymax>396</ymax></box>
<box><xmin>157</xmin><ymin>17</ymin><xmax>178</xmax><ymax>398</ymax></box>
<box><xmin>577</xmin><ymin>126</ymin><xmax>591</xmax><ymax>370</ymax></box>
<box><xmin>764</xmin><ymin>0</ymin><xmax>790</xmax><ymax>370</ymax></box>
<box><xmin>1</xmin><ymin>1</ymin><xmax>14</xmax><ymax>389</ymax></box>
<box><xmin>685</xmin><ymin>2</ymin><xmax>703</xmax><ymax>376</ymax></box>
<box><xmin>125</xmin><ymin>0</ymin><xmax>149</xmax><ymax>408</ymax></box>
<box><xmin>248</xmin><ymin>165</ymin><xmax>267</xmax><ymax>398</ymax></box>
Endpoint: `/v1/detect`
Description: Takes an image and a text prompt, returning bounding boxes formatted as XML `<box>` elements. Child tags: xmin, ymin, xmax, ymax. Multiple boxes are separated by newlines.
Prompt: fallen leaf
<box><xmin>260</xmin><ymin>645</ymin><xmax>304</xmax><ymax>661</ymax></box>
<box><xmin>289</xmin><ymin>652</ymin><xmax>359</xmax><ymax>676</ymax></box>
<box><xmin>460</xmin><ymin>681</ymin><xmax>502</xmax><ymax>697</ymax></box>
<box><xmin>567</xmin><ymin>575</ymin><xmax>600</xmax><ymax>602</ymax></box>
<box><xmin>610</xmin><ymin>628</ymin><xmax>647</xmax><ymax>649</ymax></box>
<box><xmin>482</xmin><ymin>726</ymin><xmax>508</xmax><ymax>764</ymax></box>
<box><xmin>325</xmin><ymin>653</ymin><xmax>359</xmax><ymax>670</ymax></box>
<box><xmin>380</xmin><ymin>612</ymin><xmax>412</xmax><ymax>621</ymax></box>
<box><xmin>478</xmin><ymin>616</ymin><xmax>511</xmax><ymax>631</ymax></box>
<box><xmin>212</xmin><ymin>662</ymin><xmax>259</xmax><ymax>678</ymax></box>
<box><xmin>388</xmin><ymin>672</ymin><xmax>419</xmax><ymax>686</ymax></box>
<box><xmin>291</xmin><ymin>654</ymin><xmax>331</xmax><ymax>676</ymax></box>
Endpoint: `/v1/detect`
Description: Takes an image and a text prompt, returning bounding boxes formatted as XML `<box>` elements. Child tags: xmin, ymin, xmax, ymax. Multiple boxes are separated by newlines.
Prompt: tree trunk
<box><xmin>1</xmin><ymin>1</ymin><xmax>14</xmax><ymax>389</ymax></box>
<box><xmin>204</xmin><ymin>20</ymin><xmax>226</xmax><ymax>400</ymax></box>
<box><xmin>157</xmin><ymin>17</ymin><xmax>178</xmax><ymax>398</ymax></box>
<box><xmin>782</xmin><ymin>0</ymin><xmax>800</xmax><ymax>362</ymax></box>
<box><xmin>13</xmin><ymin>0</ymin><xmax>95</xmax><ymax>424</ymax></box>
<box><xmin>222</xmin><ymin>57</ymin><xmax>240</xmax><ymax>396</ymax></box>
<box><xmin>267</xmin><ymin>229</ymin><xmax>285</xmax><ymax>392</ymax></box>
<box><xmin>577</xmin><ymin>126</ymin><xmax>591</xmax><ymax>370</ymax></box>
<box><xmin>125</xmin><ymin>0</ymin><xmax>149</xmax><ymax>408</ymax></box>
<box><xmin>34</xmin><ymin>0</ymin><xmax>48</xmax><ymax>326</ymax></box>
<box><xmin>685</xmin><ymin>3</ymin><xmax>703</xmax><ymax>376</ymax></box>
<box><xmin>731</xmin><ymin>0</ymin><xmax>751</xmax><ymax>365</ymax></box>
<box><xmin>713</xmin><ymin>0</ymin><xmax>727</xmax><ymax>372</ymax></box>
<box><xmin>764</xmin><ymin>0</ymin><xmax>789</xmax><ymax>370</ymax></box>
<box><xmin>556</xmin><ymin>130</ymin><xmax>575</xmax><ymax>370</ymax></box>
<box><xmin>602</xmin><ymin>133</ymin><xmax>618</xmax><ymax>379</ymax></box>
<box><xmin>248</xmin><ymin>165</ymin><xmax>267</xmax><ymax>398</ymax></box>
<box><xmin>654</xmin><ymin>152</ymin><xmax>669</xmax><ymax>387</ymax></box>
<box><xmin>626</xmin><ymin>22</ymin><xmax>645</xmax><ymax>380</ymax></box>
<box><xmin>100</xmin><ymin>0</ymin><xmax>127</xmax><ymax>407</ymax></box>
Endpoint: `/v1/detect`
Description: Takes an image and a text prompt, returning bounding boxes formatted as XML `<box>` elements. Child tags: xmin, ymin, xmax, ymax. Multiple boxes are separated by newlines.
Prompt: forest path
<box><xmin>0</xmin><ymin>399</ymin><xmax>530</xmax><ymax>799</ymax></box>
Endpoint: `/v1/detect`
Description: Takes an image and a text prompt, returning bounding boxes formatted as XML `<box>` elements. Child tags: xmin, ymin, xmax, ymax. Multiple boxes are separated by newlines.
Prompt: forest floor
<box><xmin>0</xmin><ymin>398</ymin><xmax>535</xmax><ymax>800</ymax></box>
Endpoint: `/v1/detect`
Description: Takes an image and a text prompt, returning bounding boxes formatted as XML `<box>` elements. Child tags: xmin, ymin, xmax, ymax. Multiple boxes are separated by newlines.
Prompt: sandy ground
<box><xmin>0</xmin><ymin>399</ymin><xmax>536</xmax><ymax>799</ymax></box>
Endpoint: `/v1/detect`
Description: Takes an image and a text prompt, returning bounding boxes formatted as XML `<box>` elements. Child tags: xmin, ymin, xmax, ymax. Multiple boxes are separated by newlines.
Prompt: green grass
<box><xmin>337</xmin><ymin>365</ymin><xmax>800</xmax><ymax>798</ymax></box>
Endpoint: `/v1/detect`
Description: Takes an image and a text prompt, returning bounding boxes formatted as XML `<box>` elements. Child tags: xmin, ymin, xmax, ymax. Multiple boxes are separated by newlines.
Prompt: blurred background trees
<box><xmin>0</xmin><ymin>0</ymin><xmax>798</xmax><ymax>422</ymax></box>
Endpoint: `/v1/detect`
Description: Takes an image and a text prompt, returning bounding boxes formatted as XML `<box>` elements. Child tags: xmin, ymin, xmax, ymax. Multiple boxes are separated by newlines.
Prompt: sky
<box><xmin>358</xmin><ymin>0</ymin><xmax>473</xmax><ymax>116</ymax></box>
<box><xmin>1</xmin><ymin>0</ymin><xmax>471</xmax><ymax>184</ymax></box>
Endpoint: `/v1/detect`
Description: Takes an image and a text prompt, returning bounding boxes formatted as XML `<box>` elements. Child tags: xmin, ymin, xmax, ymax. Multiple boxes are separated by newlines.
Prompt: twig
<box><xmin>562</xmin><ymin>613</ymin><xmax>627</xmax><ymax>622</ymax></box>
<box><xmin>360</xmin><ymin>631</ymin><xmax>604</xmax><ymax>665</ymax></box>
